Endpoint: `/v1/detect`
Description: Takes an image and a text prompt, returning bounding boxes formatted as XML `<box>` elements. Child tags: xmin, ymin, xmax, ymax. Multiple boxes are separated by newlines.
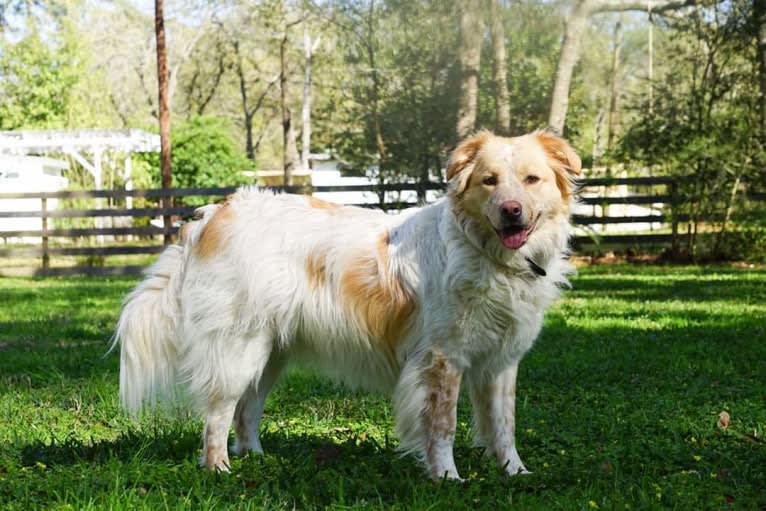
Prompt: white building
<box><xmin>255</xmin><ymin>153</ymin><xmax>441</xmax><ymax>209</ymax></box>
<box><xmin>0</xmin><ymin>156</ymin><xmax>69</xmax><ymax>237</ymax></box>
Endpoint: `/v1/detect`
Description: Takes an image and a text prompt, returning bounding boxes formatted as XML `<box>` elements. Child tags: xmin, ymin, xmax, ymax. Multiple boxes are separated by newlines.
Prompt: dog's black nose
<box><xmin>500</xmin><ymin>200</ymin><xmax>523</xmax><ymax>221</ymax></box>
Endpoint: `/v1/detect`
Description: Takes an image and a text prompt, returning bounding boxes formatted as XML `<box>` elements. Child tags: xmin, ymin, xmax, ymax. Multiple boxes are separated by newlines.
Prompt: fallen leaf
<box><xmin>717</xmin><ymin>411</ymin><xmax>730</xmax><ymax>430</ymax></box>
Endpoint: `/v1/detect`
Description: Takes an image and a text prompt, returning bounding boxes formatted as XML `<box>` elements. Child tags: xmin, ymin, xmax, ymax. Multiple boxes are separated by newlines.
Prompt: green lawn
<box><xmin>1</xmin><ymin>266</ymin><xmax>764</xmax><ymax>510</ymax></box>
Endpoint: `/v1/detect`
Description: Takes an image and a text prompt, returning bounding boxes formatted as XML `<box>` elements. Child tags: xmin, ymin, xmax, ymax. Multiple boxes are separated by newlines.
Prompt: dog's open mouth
<box><xmin>494</xmin><ymin>215</ymin><xmax>539</xmax><ymax>250</ymax></box>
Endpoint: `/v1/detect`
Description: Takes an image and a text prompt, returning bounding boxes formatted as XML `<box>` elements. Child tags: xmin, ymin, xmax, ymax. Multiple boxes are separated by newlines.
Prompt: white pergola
<box><xmin>0</xmin><ymin>129</ymin><xmax>160</xmax><ymax>207</ymax></box>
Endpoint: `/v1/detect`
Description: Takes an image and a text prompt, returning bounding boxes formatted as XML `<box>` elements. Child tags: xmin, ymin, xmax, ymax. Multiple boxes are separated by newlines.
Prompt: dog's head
<box><xmin>446</xmin><ymin>130</ymin><xmax>581</xmax><ymax>251</ymax></box>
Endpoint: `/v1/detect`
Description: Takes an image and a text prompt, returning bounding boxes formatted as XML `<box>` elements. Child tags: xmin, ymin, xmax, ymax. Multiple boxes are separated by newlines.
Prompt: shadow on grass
<box><xmin>13</xmin><ymin>426</ymin><xmax>564</xmax><ymax>509</ymax></box>
<box><xmin>571</xmin><ymin>272</ymin><xmax>766</xmax><ymax>303</ymax></box>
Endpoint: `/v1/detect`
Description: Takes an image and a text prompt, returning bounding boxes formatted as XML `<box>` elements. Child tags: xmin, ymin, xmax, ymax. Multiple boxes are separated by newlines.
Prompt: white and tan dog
<box><xmin>113</xmin><ymin>130</ymin><xmax>581</xmax><ymax>480</ymax></box>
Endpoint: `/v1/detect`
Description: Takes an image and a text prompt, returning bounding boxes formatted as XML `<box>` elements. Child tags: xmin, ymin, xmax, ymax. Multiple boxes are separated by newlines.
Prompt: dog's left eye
<box><xmin>524</xmin><ymin>175</ymin><xmax>541</xmax><ymax>185</ymax></box>
<box><xmin>482</xmin><ymin>175</ymin><xmax>498</xmax><ymax>186</ymax></box>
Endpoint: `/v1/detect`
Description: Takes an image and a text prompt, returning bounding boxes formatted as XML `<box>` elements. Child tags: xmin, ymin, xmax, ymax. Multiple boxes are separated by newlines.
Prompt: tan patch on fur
<box><xmin>424</xmin><ymin>352</ymin><xmax>462</xmax><ymax>478</ymax></box>
<box><xmin>196</xmin><ymin>202</ymin><xmax>234</xmax><ymax>259</ymax></box>
<box><xmin>178</xmin><ymin>221</ymin><xmax>194</xmax><ymax>243</ymax></box>
<box><xmin>446</xmin><ymin>131</ymin><xmax>492</xmax><ymax>193</ymax></box>
<box><xmin>307</xmin><ymin>196</ymin><xmax>341</xmax><ymax>211</ymax></box>
<box><xmin>534</xmin><ymin>131</ymin><xmax>582</xmax><ymax>199</ymax></box>
<box><xmin>339</xmin><ymin>231</ymin><xmax>416</xmax><ymax>352</ymax></box>
<box><xmin>305</xmin><ymin>250</ymin><xmax>328</xmax><ymax>289</ymax></box>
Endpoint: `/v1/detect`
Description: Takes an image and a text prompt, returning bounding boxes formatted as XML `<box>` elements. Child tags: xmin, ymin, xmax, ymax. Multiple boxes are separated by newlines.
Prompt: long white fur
<box><xmin>113</xmin><ymin>131</ymin><xmax>578</xmax><ymax>479</ymax></box>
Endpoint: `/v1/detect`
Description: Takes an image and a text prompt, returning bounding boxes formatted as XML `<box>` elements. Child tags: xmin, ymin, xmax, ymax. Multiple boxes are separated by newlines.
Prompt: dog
<box><xmin>113</xmin><ymin>130</ymin><xmax>581</xmax><ymax>480</ymax></box>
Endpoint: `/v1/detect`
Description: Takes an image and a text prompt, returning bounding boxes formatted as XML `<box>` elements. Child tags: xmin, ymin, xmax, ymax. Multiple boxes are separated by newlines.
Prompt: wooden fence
<box><xmin>0</xmin><ymin>177</ymin><xmax>762</xmax><ymax>276</ymax></box>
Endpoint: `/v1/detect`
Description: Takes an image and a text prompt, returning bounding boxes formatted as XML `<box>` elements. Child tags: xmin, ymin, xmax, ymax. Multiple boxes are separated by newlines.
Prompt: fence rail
<box><xmin>0</xmin><ymin>177</ymin><xmax>761</xmax><ymax>276</ymax></box>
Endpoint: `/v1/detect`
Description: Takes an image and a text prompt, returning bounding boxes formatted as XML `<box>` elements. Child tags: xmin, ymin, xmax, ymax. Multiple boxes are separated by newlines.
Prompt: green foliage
<box><xmin>0</xmin><ymin>0</ymin><xmax>112</xmax><ymax>130</ymax></box>
<box><xmin>619</xmin><ymin>2</ymin><xmax>766</xmax><ymax>259</ymax></box>
<box><xmin>321</xmin><ymin>0</ymin><xmax>460</xmax><ymax>182</ymax></box>
<box><xmin>709</xmin><ymin>227</ymin><xmax>766</xmax><ymax>263</ymax></box>
<box><xmin>141</xmin><ymin>117</ymin><xmax>252</xmax><ymax>197</ymax></box>
<box><xmin>477</xmin><ymin>0</ymin><xmax>562</xmax><ymax>135</ymax></box>
<box><xmin>0</xmin><ymin>31</ymin><xmax>79</xmax><ymax>129</ymax></box>
<box><xmin>1</xmin><ymin>267</ymin><xmax>765</xmax><ymax>508</ymax></box>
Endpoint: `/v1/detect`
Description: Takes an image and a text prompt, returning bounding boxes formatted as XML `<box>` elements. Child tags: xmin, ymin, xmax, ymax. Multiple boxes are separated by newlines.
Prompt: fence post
<box><xmin>41</xmin><ymin>197</ymin><xmax>49</xmax><ymax>270</ymax></box>
<box><xmin>670</xmin><ymin>179</ymin><xmax>679</xmax><ymax>258</ymax></box>
<box><xmin>416</xmin><ymin>176</ymin><xmax>426</xmax><ymax>203</ymax></box>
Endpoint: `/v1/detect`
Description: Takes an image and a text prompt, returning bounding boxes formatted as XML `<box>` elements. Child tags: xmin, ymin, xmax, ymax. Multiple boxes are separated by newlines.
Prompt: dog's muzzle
<box><xmin>494</xmin><ymin>201</ymin><xmax>537</xmax><ymax>250</ymax></box>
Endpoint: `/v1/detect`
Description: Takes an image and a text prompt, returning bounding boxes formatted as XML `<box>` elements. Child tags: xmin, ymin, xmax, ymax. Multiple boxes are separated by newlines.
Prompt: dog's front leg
<box><xmin>469</xmin><ymin>360</ymin><xmax>529</xmax><ymax>476</ymax></box>
<box><xmin>395</xmin><ymin>352</ymin><xmax>463</xmax><ymax>481</ymax></box>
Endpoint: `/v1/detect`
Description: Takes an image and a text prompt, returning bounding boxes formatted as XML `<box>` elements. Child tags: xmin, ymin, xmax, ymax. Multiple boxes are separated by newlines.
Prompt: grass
<box><xmin>0</xmin><ymin>265</ymin><xmax>765</xmax><ymax>510</ymax></box>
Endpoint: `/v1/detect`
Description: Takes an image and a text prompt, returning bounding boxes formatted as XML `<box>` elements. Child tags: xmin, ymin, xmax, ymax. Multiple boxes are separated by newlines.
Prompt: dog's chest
<box><xmin>449</xmin><ymin>268</ymin><xmax>549</xmax><ymax>361</ymax></box>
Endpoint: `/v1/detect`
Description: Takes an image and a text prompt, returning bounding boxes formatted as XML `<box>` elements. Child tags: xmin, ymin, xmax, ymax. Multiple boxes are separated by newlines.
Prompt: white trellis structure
<box><xmin>0</xmin><ymin>129</ymin><xmax>160</xmax><ymax>208</ymax></box>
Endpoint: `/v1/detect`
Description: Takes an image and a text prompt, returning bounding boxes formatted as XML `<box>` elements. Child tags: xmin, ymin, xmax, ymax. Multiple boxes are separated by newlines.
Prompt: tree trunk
<box><xmin>648</xmin><ymin>2</ymin><xmax>654</xmax><ymax>115</ymax></box>
<box><xmin>302</xmin><ymin>30</ymin><xmax>320</xmax><ymax>171</ymax></box>
<box><xmin>548</xmin><ymin>2</ymin><xmax>589</xmax><ymax>135</ymax></box>
<box><xmin>233</xmin><ymin>39</ymin><xmax>278</xmax><ymax>162</ymax></box>
<box><xmin>755</xmin><ymin>0</ymin><xmax>766</xmax><ymax>144</ymax></box>
<box><xmin>244</xmin><ymin>112</ymin><xmax>255</xmax><ymax>161</ymax></box>
<box><xmin>155</xmin><ymin>0</ymin><xmax>173</xmax><ymax>245</ymax></box>
<box><xmin>365</xmin><ymin>0</ymin><xmax>388</xmax><ymax>165</ymax></box>
<box><xmin>606</xmin><ymin>20</ymin><xmax>622</xmax><ymax>155</ymax></box>
<box><xmin>489</xmin><ymin>0</ymin><xmax>511</xmax><ymax>135</ymax></box>
<box><xmin>548</xmin><ymin>0</ymin><xmax>693</xmax><ymax>135</ymax></box>
<box><xmin>233</xmin><ymin>41</ymin><xmax>255</xmax><ymax>161</ymax></box>
<box><xmin>456</xmin><ymin>0</ymin><xmax>484</xmax><ymax>140</ymax></box>
<box><xmin>280</xmin><ymin>32</ymin><xmax>300</xmax><ymax>186</ymax></box>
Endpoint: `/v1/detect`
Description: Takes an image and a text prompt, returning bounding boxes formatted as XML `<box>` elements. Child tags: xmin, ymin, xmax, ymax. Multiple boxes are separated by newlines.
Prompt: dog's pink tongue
<box><xmin>502</xmin><ymin>229</ymin><xmax>528</xmax><ymax>250</ymax></box>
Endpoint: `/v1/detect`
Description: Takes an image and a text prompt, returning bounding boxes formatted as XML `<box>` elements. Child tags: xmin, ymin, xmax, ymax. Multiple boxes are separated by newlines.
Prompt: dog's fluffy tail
<box><xmin>112</xmin><ymin>207</ymin><xmax>219</xmax><ymax>414</ymax></box>
<box><xmin>112</xmin><ymin>243</ymin><xmax>186</xmax><ymax>414</ymax></box>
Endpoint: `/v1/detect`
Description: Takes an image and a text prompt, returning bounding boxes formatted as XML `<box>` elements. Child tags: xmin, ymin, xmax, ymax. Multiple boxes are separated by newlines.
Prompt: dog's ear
<box><xmin>446</xmin><ymin>131</ymin><xmax>491</xmax><ymax>195</ymax></box>
<box><xmin>535</xmin><ymin>131</ymin><xmax>582</xmax><ymax>199</ymax></box>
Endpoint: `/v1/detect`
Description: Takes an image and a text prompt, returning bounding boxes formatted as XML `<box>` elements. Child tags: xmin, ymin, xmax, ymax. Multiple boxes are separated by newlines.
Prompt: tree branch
<box><xmin>586</xmin><ymin>0</ymin><xmax>696</xmax><ymax>15</ymax></box>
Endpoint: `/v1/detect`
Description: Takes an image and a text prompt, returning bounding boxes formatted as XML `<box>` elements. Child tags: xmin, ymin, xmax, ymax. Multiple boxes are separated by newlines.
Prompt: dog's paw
<box><xmin>433</xmin><ymin>469</ymin><xmax>465</xmax><ymax>483</ymax></box>
<box><xmin>502</xmin><ymin>450</ymin><xmax>530</xmax><ymax>477</ymax></box>
<box><xmin>199</xmin><ymin>458</ymin><xmax>232</xmax><ymax>472</ymax></box>
<box><xmin>505</xmin><ymin>464</ymin><xmax>531</xmax><ymax>476</ymax></box>
<box><xmin>232</xmin><ymin>440</ymin><xmax>264</xmax><ymax>457</ymax></box>
<box><xmin>200</xmin><ymin>450</ymin><xmax>232</xmax><ymax>472</ymax></box>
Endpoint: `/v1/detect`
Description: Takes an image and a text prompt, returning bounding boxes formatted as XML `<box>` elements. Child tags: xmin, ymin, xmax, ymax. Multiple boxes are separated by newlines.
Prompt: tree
<box><xmin>548</xmin><ymin>0</ymin><xmax>695</xmax><ymax>135</ymax></box>
<box><xmin>754</xmin><ymin>0</ymin><xmax>766</xmax><ymax>143</ymax></box>
<box><xmin>322</xmin><ymin>0</ymin><xmax>459</xmax><ymax>189</ymax></box>
<box><xmin>155</xmin><ymin>0</ymin><xmax>173</xmax><ymax>244</ymax></box>
<box><xmin>148</xmin><ymin>116</ymin><xmax>250</xmax><ymax>195</ymax></box>
<box><xmin>606</xmin><ymin>19</ymin><xmax>622</xmax><ymax>156</ymax></box>
<box><xmin>318</xmin><ymin>0</ymin><xmax>392</xmax><ymax>172</ymax></box>
<box><xmin>0</xmin><ymin>31</ymin><xmax>78</xmax><ymax>129</ymax></box>
<box><xmin>301</xmin><ymin>25</ymin><xmax>321</xmax><ymax>170</ymax></box>
<box><xmin>280</xmin><ymin>27</ymin><xmax>300</xmax><ymax>184</ymax></box>
<box><xmin>231</xmin><ymin>37</ymin><xmax>278</xmax><ymax>161</ymax></box>
<box><xmin>488</xmin><ymin>0</ymin><xmax>511</xmax><ymax>135</ymax></box>
<box><xmin>455</xmin><ymin>0</ymin><xmax>484</xmax><ymax>139</ymax></box>
<box><xmin>620</xmin><ymin>1</ymin><xmax>761</xmax><ymax>259</ymax></box>
<box><xmin>0</xmin><ymin>1</ymin><xmax>105</xmax><ymax>129</ymax></box>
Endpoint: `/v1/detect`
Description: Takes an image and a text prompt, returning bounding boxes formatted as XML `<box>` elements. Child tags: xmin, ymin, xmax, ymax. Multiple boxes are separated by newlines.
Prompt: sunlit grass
<box><xmin>1</xmin><ymin>266</ymin><xmax>764</xmax><ymax>509</ymax></box>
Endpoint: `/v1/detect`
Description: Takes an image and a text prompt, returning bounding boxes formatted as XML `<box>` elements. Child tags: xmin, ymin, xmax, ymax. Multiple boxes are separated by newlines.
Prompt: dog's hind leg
<box><xmin>232</xmin><ymin>352</ymin><xmax>285</xmax><ymax>456</ymax></box>
<box><xmin>201</xmin><ymin>399</ymin><xmax>238</xmax><ymax>471</ymax></box>
<box><xmin>196</xmin><ymin>330</ymin><xmax>275</xmax><ymax>471</ymax></box>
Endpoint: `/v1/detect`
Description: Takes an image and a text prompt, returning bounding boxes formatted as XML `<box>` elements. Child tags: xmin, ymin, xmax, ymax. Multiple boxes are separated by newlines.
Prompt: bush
<box><xmin>711</xmin><ymin>227</ymin><xmax>766</xmax><ymax>263</ymax></box>
<box><xmin>141</xmin><ymin>116</ymin><xmax>253</xmax><ymax>205</ymax></box>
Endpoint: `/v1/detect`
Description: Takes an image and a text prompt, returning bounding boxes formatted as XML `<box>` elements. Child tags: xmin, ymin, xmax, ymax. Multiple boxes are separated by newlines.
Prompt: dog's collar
<box><xmin>525</xmin><ymin>257</ymin><xmax>547</xmax><ymax>277</ymax></box>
